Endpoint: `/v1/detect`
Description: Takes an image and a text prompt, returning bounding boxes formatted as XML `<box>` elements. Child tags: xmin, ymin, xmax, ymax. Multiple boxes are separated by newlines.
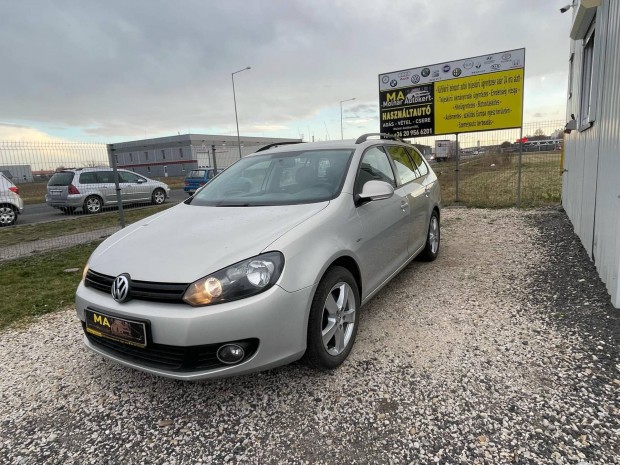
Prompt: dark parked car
<box><xmin>183</xmin><ymin>168</ymin><xmax>219</xmax><ymax>196</ymax></box>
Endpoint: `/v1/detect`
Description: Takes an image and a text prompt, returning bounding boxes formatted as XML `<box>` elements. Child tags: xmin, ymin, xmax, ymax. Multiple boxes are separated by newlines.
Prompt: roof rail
<box><xmin>255</xmin><ymin>141</ymin><xmax>305</xmax><ymax>153</ymax></box>
<box><xmin>355</xmin><ymin>133</ymin><xmax>405</xmax><ymax>144</ymax></box>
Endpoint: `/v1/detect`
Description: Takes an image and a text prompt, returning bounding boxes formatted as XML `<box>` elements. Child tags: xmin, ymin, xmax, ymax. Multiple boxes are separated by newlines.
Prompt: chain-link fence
<box><xmin>0</xmin><ymin>124</ymin><xmax>565</xmax><ymax>260</ymax></box>
<box><xmin>411</xmin><ymin>120</ymin><xmax>565</xmax><ymax>208</ymax></box>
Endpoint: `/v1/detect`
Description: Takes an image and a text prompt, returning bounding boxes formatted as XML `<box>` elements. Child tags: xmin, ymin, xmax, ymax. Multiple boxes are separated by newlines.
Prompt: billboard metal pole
<box><xmin>516</xmin><ymin>127</ymin><xmax>523</xmax><ymax>208</ymax></box>
<box><xmin>455</xmin><ymin>133</ymin><xmax>460</xmax><ymax>203</ymax></box>
<box><xmin>107</xmin><ymin>144</ymin><xmax>126</xmax><ymax>228</ymax></box>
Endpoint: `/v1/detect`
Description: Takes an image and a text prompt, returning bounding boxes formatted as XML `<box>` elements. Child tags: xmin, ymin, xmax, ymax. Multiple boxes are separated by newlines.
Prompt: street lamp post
<box><xmin>232</xmin><ymin>67</ymin><xmax>251</xmax><ymax>159</ymax></box>
<box><xmin>340</xmin><ymin>97</ymin><xmax>356</xmax><ymax>140</ymax></box>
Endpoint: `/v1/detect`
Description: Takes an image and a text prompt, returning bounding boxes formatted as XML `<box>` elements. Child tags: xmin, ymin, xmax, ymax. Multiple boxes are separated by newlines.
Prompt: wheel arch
<box><xmin>323</xmin><ymin>255</ymin><xmax>363</xmax><ymax>298</ymax></box>
<box><xmin>0</xmin><ymin>202</ymin><xmax>18</xmax><ymax>212</ymax></box>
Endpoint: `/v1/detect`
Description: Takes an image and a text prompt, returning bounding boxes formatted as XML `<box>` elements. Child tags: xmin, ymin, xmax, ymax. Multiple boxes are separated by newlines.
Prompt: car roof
<box><xmin>248</xmin><ymin>137</ymin><xmax>415</xmax><ymax>157</ymax></box>
<box><xmin>58</xmin><ymin>167</ymin><xmax>121</xmax><ymax>173</ymax></box>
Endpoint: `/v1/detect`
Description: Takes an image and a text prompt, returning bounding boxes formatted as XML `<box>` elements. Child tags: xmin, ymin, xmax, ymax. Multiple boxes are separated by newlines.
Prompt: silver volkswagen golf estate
<box><xmin>76</xmin><ymin>134</ymin><xmax>441</xmax><ymax>380</ymax></box>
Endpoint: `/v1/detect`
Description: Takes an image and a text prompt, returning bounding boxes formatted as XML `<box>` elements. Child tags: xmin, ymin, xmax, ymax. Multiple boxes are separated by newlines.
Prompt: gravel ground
<box><xmin>1</xmin><ymin>208</ymin><xmax>618</xmax><ymax>465</ymax></box>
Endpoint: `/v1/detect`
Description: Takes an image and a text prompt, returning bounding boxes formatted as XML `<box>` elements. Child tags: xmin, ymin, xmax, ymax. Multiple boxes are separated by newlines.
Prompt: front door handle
<box><xmin>400</xmin><ymin>200</ymin><xmax>408</xmax><ymax>211</ymax></box>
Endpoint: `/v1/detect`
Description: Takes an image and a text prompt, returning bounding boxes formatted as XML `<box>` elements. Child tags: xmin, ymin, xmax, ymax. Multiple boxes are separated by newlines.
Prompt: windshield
<box><xmin>188</xmin><ymin>149</ymin><xmax>354</xmax><ymax>206</ymax></box>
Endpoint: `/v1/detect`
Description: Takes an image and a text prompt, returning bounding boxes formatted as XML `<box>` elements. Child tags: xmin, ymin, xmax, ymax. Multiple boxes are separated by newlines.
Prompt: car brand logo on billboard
<box><xmin>502</xmin><ymin>53</ymin><xmax>512</xmax><ymax>61</ymax></box>
<box><xmin>491</xmin><ymin>64</ymin><xmax>501</xmax><ymax>70</ymax></box>
<box><xmin>452</xmin><ymin>68</ymin><xmax>462</xmax><ymax>77</ymax></box>
<box><xmin>442</xmin><ymin>65</ymin><xmax>451</xmax><ymax>73</ymax></box>
<box><xmin>399</xmin><ymin>71</ymin><xmax>411</xmax><ymax>80</ymax></box>
<box><xmin>381</xmin><ymin>76</ymin><xmax>390</xmax><ymax>84</ymax></box>
<box><xmin>421</xmin><ymin>68</ymin><xmax>430</xmax><ymax>77</ymax></box>
<box><xmin>463</xmin><ymin>60</ymin><xmax>474</xmax><ymax>69</ymax></box>
<box><xmin>411</xmin><ymin>74</ymin><xmax>420</xmax><ymax>84</ymax></box>
<box><xmin>390</xmin><ymin>79</ymin><xmax>398</xmax><ymax>87</ymax></box>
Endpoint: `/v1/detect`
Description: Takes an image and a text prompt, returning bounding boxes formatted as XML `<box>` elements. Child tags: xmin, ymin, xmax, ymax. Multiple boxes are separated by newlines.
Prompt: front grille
<box><xmin>83</xmin><ymin>322</ymin><xmax>258</xmax><ymax>372</ymax></box>
<box><xmin>85</xmin><ymin>269</ymin><xmax>188</xmax><ymax>303</ymax></box>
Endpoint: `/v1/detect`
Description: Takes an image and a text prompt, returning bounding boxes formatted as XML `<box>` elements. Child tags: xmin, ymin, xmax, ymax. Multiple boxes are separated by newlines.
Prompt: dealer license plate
<box><xmin>84</xmin><ymin>309</ymin><xmax>147</xmax><ymax>348</ymax></box>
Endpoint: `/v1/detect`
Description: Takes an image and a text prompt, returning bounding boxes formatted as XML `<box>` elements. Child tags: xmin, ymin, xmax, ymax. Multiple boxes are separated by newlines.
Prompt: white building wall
<box><xmin>563</xmin><ymin>0</ymin><xmax>620</xmax><ymax>307</ymax></box>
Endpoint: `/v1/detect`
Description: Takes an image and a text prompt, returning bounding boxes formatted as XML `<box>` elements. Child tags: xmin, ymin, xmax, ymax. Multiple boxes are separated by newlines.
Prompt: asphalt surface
<box><xmin>1</xmin><ymin>208</ymin><xmax>619</xmax><ymax>464</ymax></box>
<box><xmin>18</xmin><ymin>189</ymin><xmax>187</xmax><ymax>225</ymax></box>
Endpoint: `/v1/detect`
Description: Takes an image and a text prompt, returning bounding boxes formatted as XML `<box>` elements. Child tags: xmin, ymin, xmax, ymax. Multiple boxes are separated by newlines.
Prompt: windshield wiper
<box><xmin>216</xmin><ymin>202</ymin><xmax>253</xmax><ymax>207</ymax></box>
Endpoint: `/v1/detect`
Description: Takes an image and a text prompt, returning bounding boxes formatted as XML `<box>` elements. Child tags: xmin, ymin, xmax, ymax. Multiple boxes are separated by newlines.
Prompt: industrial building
<box><xmin>0</xmin><ymin>164</ymin><xmax>34</xmax><ymax>182</ymax></box>
<box><xmin>562</xmin><ymin>0</ymin><xmax>619</xmax><ymax>307</ymax></box>
<box><xmin>111</xmin><ymin>134</ymin><xmax>301</xmax><ymax>178</ymax></box>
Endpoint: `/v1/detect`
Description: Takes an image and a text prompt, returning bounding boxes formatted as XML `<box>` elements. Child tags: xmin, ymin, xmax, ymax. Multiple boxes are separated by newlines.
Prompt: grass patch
<box><xmin>14</xmin><ymin>182</ymin><xmax>48</xmax><ymax>205</ymax></box>
<box><xmin>0</xmin><ymin>243</ymin><xmax>98</xmax><ymax>330</ymax></box>
<box><xmin>433</xmin><ymin>151</ymin><xmax>562</xmax><ymax>208</ymax></box>
<box><xmin>0</xmin><ymin>204</ymin><xmax>173</xmax><ymax>247</ymax></box>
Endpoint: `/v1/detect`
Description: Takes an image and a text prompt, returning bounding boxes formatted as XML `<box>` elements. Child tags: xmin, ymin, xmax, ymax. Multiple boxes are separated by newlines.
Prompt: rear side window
<box><xmin>407</xmin><ymin>148</ymin><xmax>429</xmax><ymax>177</ymax></box>
<box><xmin>79</xmin><ymin>172</ymin><xmax>98</xmax><ymax>184</ymax></box>
<box><xmin>96</xmin><ymin>171</ymin><xmax>115</xmax><ymax>183</ymax></box>
<box><xmin>48</xmin><ymin>172</ymin><xmax>75</xmax><ymax>186</ymax></box>
<box><xmin>386</xmin><ymin>146</ymin><xmax>419</xmax><ymax>185</ymax></box>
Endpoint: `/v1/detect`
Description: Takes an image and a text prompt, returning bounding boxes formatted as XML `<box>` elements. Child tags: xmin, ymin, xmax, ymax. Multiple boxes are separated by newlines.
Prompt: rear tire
<box><xmin>0</xmin><ymin>205</ymin><xmax>17</xmax><ymax>226</ymax></box>
<box><xmin>417</xmin><ymin>210</ymin><xmax>440</xmax><ymax>262</ymax></box>
<box><xmin>152</xmin><ymin>188</ymin><xmax>166</xmax><ymax>205</ymax></box>
<box><xmin>303</xmin><ymin>266</ymin><xmax>360</xmax><ymax>370</ymax></box>
<box><xmin>83</xmin><ymin>196</ymin><xmax>103</xmax><ymax>214</ymax></box>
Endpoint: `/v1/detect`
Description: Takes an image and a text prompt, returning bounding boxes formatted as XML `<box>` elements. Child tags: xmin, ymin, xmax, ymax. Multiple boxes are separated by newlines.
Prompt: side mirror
<box><xmin>137</xmin><ymin>178</ymin><xmax>146</xmax><ymax>184</ymax></box>
<box><xmin>358</xmin><ymin>180</ymin><xmax>394</xmax><ymax>202</ymax></box>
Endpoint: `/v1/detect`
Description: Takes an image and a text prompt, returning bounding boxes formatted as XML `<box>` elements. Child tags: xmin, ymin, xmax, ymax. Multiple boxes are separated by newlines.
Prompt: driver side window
<box><xmin>119</xmin><ymin>171</ymin><xmax>140</xmax><ymax>183</ymax></box>
<box><xmin>355</xmin><ymin>146</ymin><xmax>396</xmax><ymax>195</ymax></box>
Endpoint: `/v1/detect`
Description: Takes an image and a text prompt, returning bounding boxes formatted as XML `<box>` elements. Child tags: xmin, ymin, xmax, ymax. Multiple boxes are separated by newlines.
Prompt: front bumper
<box><xmin>75</xmin><ymin>281</ymin><xmax>313</xmax><ymax>380</ymax></box>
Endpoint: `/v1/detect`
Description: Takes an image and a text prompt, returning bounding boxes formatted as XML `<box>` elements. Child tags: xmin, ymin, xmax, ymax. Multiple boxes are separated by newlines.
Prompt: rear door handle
<box><xmin>400</xmin><ymin>200</ymin><xmax>408</xmax><ymax>211</ymax></box>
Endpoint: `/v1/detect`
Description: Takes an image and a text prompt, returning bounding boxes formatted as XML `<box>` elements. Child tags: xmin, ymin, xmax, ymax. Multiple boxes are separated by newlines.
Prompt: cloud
<box><xmin>0</xmin><ymin>0</ymin><xmax>571</xmax><ymax>141</ymax></box>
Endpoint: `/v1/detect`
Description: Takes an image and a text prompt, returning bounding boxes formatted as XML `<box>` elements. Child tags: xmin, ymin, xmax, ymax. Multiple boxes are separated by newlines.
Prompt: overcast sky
<box><xmin>0</xmin><ymin>0</ymin><xmax>573</xmax><ymax>143</ymax></box>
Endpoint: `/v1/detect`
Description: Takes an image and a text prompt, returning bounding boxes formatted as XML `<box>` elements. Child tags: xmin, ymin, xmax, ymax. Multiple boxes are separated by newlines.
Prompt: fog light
<box><xmin>216</xmin><ymin>344</ymin><xmax>245</xmax><ymax>365</ymax></box>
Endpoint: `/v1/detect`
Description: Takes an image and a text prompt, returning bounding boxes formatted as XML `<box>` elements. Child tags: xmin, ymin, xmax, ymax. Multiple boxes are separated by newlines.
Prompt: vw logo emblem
<box><xmin>112</xmin><ymin>274</ymin><xmax>131</xmax><ymax>303</ymax></box>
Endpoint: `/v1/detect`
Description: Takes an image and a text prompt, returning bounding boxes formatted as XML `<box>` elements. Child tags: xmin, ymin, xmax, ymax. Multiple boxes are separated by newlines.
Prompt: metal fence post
<box><xmin>107</xmin><ymin>143</ymin><xmax>126</xmax><ymax>228</ymax></box>
<box><xmin>455</xmin><ymin>133</ymin><xmax>460</xmax><ymax>203</ymax></box>
<box><xmin>211</xmin><ymin>144</ymin><xmax>218</xmax><ymax>172</ymax></box>
<box><xmin>516</xmin><ymin>127</ymin><xmax>523</xmax><ymax>208</ymax></box>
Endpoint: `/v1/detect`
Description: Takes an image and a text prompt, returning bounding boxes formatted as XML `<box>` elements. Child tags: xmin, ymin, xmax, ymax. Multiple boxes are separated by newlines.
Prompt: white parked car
<box><xmin>0</xmin><ymin>173</ymin><xmax>24</xmax><ymax>226</ymax></box>
<box><xmin>76</xmin><ymin>135</ymin><xmax>441</xmax><ymax>380</ymax></box>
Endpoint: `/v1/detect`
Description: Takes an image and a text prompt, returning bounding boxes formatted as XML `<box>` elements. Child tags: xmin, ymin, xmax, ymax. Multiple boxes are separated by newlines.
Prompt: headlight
<box><xmin>183</xmin><ymin>252</ymin><xmax>284</xmax><ymax>306</ymax></box>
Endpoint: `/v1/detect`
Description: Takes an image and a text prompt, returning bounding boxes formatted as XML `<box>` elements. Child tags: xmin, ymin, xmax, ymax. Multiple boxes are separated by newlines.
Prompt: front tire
<box><xmin>152</xmin><ymin>188</ymin><xmax>166</xmax><ymax>205</ymax></box>
<box><xmin>83</xmin><ymin>196</ymin><xmax>103</xmax><ymax>214</ymax></box>
<box><xmin>303</xmin><ymin>266</ymin><xmax>360</xmax><ymax>370</ymax></box>
<box><xmin>418</xmin><ymin>210</ymin><xmax>440</xmax><ymax>261</ymax></box>
<box><xmin>0</xmin><ymin>205</ymin><xmax>17</xmax><ymax>226</ymax></box>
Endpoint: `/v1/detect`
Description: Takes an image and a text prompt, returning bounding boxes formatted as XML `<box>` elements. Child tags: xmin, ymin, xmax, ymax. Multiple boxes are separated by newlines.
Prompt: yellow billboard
<box><xmin>379</xmin><ymin>49</ymin><xmax>525</xmax><ymax>136</ymax></box>
<box><xmin>434</xmin><ymin>69</ymin><xmax>523</xmax><ymax>134</ymax></box>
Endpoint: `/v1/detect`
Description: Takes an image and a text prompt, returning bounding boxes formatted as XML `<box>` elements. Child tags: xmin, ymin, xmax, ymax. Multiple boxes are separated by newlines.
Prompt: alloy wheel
<box><xmin>429</xmin><ymin>216</ymin><xmax>439</xmax><ymax>254</ymax></box>
<box><xmin>321</xmin><ymin>282</ymin><xmax>356</xmax><ymax>356</ymax></box>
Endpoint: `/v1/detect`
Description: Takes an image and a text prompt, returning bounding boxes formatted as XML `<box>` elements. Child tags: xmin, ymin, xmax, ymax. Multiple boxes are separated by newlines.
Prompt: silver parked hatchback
<box><xmin>76</xmin><ymin>135</ymin><xmax>441</xmax><ymax>380</ymax></box>
<box><xmin>46</xmin><ymin>168</ymin><xmax>170</xmax><ymax>214</ymax></box>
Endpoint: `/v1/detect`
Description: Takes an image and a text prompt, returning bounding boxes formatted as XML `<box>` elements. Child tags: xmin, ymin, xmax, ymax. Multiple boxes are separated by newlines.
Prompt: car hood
<box><xmin>89</xmin><ymin>202</ymin><xmax>328</xmax><ymax>283</ymax></box>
